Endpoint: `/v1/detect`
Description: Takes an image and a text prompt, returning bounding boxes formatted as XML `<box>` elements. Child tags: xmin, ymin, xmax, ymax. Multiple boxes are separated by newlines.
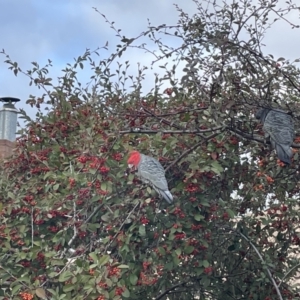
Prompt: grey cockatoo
<box><xmin>255</xmin><ymin>108</ymin><xmax>294</xmax><ymax>164</ymax></box>
<box><xmin>127</xmin><ymin>150</ymin><xmax>173</xmax><ymax>203</ymax></box>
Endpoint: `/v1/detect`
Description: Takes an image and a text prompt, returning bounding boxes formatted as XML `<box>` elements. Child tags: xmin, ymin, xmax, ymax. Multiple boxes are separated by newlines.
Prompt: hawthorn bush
<box><xmin>1</xmin><ymin>0</ymin><xmax>300</xmax><ymax>299</ymax></box>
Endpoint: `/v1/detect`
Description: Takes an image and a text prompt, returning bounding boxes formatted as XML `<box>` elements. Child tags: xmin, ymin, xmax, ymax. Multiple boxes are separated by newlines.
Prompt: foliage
<box><xmin>1</xmin><ymin>0</ymin><xmax>300</xmax><ymax>299</ymax></box>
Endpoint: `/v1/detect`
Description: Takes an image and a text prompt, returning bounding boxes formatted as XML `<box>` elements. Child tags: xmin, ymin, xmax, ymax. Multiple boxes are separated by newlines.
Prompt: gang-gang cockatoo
<box><xmin>255</xmin><ymin>108</ymin><xmax>294</xmax><ymax>164</ymax></box>
<box><xmin>127</xmin><ymin>151</ymin><xmax>173</xmax><ymax>204</ymax></box>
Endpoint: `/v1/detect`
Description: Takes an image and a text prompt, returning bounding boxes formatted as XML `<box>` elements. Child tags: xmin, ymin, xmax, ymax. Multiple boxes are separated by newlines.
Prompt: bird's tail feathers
<box><xmin>275</xmin><ymin>144</ymin><xmax>292</xmax><ymax>165</ymax></box>
<box><xmin>160</xmin><ymin>190</ymin><xmax>173</xmax><ymax>204</ymax></box>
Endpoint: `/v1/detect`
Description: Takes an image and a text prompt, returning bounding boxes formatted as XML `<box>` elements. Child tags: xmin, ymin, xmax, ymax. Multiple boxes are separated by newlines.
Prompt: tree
<box><xmin>1</xmin><ymin>0</ymin><xmax>300</xmax><ymax>299</ymax></box>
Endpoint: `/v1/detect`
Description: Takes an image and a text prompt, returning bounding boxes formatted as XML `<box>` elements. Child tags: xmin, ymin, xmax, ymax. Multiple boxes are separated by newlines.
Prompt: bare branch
<box><xmin>119</xmin><ymin>127</ymin><xmax>223</xmax><ymax>135</ymax></box>
<box><xmin>165</xmin><ymin>130</ymin><xmax>223</xmax><ymax>172</ymax></box>
<box><xmin>142</xmin><ymin>106</ymin><xmax>184</xmax><ymax>130</ymax></box>
<box><xmin>31</xmin><ymin>207</ymin><xmax>34</xmax><ymax>248</ymax></box>
<box><xmin>239</xmin><ymin>232</ymin><xmax>283</xmax><ymax>300</ymax></box>
<box><xmin>104</xmin><ymin>202</ymin><xmax>140</xmax><ymax>251</ymax></box>
<box><xmin>0</xmin><ymin>266</ymin><xmax>30</xmax><ymax>289</ymax></box>
<box><xmin>68</xmin><ymin>199</ymin><xmax>78</xmax><ymax>247</ymax></box>
<box><xmin>227</xmin><ymin>127</ymin><xmax>300</xmax><ymax>148</ymax></box>
<box><xmin>278</xmin><ymin>263</ymin><xmax>300</xmax><ymax>288</ymax></box>
<box><xmin>155</xmin><ymin>280</ymin><xmax>190</xmax><ymax>300</ymax></box>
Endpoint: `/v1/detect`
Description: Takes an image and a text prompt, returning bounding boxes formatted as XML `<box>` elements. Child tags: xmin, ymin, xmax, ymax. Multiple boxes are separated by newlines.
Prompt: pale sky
<box><xmin>1</xmin><ymin>0</ymin><xmax>300</xmax><ymax>128</ymax></box>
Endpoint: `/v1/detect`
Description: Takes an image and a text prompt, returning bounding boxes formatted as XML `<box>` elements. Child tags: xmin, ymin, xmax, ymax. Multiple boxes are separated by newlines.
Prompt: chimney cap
<box><xmin>0</xmin><ymin>97</ymin><xmax>20</xmax><ymax>103</ymax></box>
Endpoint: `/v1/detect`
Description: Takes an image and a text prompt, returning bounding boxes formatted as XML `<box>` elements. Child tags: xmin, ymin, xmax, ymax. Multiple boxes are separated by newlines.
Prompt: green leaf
<box><xmin>165</xmin><ymin>262</ymin><xmax>173</xmax><ymax>270</ymax></box>
<box><xmin>130</xmin><ymin>274</ymin><xmax>138</xmax><ymax>285</ymax></box>
<box><xmin>11</xmin><ymin>284</ymin><xmax>23</xmax><ymax>295</ymax></box>
<box><xmin>139</xmin><ymin>225</ymin><xmax>146</xmax><ymax>237</ymax></box>
<box><xmin>35</xmin><ymin>287</ymin><xmax>47</xmax><ymax>299</ymax></box>
<box><xmin>118</xmin><ymin>264</ymin><xmax>129</xmax><ymax>269</ymax></box>
<box><xmin>173</xmin><ymin>255</ymin><xmax>180</xmax><ymax>266</ymax></box>
<box><xmin>51</xmin><ymin>259</ymin><xmax>65</xmax><ymax>266</ymax></box>
<box><xmin>202</xmin><ymin>260</ymin><xmax>210</xmax><ymax>268</ymax></box>
<box><xmin>226</xmin><ymin>209</ymin><xmax>235</xmax><ymax>218</ymax></box>
<box><xmin>168</xmin><ymin>234</ymin><xmax>175</xmax><ymax>241</ymax></box>
<box><xmin>53</xmin><ymin>183</ymin><xmax>60</xmax><ymax>191</ymax></box>
<box><xmin>91</xmin><ymin>195</ymin><xmax>101</xmax><ymax>202</ymax></box>
<box><xmin>210</xmin><ymin>161</ymin><xmax>223</xmax><ymax>175</ymax></box>
<box><xmin>194</xmin><ymin>214</ymin><xmax>203</xmax><ymax>221</ymax></box>
<box><xmin>158</xmin><ymin>247</ymin><xmax>166</xmax><ymax>255</ymax></box>
<box><xmin>196</xmin><ymin>267</ymin><xmax>204</xmax><ymax>276</ymax></box>
<box><xmin>63</xmin><ymin>284</ymin><xmax>75</xmax><ymax>293</ymax></box>
<box><xmin>128</xmin><ymin>174</ymin><xmax>134</xmax><ymax>182</ymax></box>
<box><xmin>99</xmin><ymin>255</ymin><xmax>110</xmax><ymax>266</ymax></box>
<box><xmin>48</xmin><ymin>272</ymin><xmax>58</xmax><ymax>278</ymax></box>
<box><xmin>4</xmin><ymin>242</ymin><xmax>11</xmax><ymax>250</ymax></box>
<box><xmin>58</xmin><ymin>270</ymin><xmax>73</xmax><ymax>282</ymax></box>
<box><xmin>107</xmin><ymin>181</ymin><xmax>113</xmax><ymax>193</ymax></box>
<box><xmin>19</xmin><ymin>225</ymin><xmax>26</xmax><ymax>233</ymax></box>
<box><xmin>182</xmin><ymin>113</ymin><xmax>191</xmax><ymax>122</ymax></box>
<box><xmin>201</xmin><ymin>277</ymin><xmax>211</xmax><ymax>287</ymax></box>
<box><xmin>101</xmin><ymin>214</ymin><xmax>111</xmax><ymax>222</ymax></box>
<box><xmin>7</xmin><ymin>191</ymin><xmax>14</xmax><ymax>199</ymax></box>
<box><xmin>87</xmin><ymin>223</ymin><xmax>101</xmax><ymax>231</ymax></box>
<box><xmin>184</xmin><ymin>246</ymin><xmax>195</xmax><ymax>254</ymax></box>
<box><xmin>101</xmin><ymin>182</ymin><xmax>107</xmax><ymax>190</ymax></box>
<box><xmin>89</xmin><ymin>252</ymin><xmax>98</xmax><ymax>262</ymax></box>
<box><xmin>175</xmin><ymin>248</ymin><xmax>181</xmax><ymax>256</ymax></box>
<box><xmin>122</xmin><ymin>288</ymin><xmax>130</xmax><ymax>298</ymax></box>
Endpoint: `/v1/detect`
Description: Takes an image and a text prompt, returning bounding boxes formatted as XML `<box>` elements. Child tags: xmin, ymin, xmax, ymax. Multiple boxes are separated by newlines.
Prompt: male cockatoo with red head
<box><xmin>127</xmin><ymin>151</ymin><xmax>173</xmax><ymax>204</ymax></box>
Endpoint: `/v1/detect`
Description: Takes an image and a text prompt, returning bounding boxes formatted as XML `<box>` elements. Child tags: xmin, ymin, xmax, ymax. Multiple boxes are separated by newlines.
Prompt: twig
<box><xmin>239</xmin><ymin>232</ymin><xmax>283</xmax><ymax>300</ymax></box>
<box><xmin>84</xmin><ymin>203</ymin><xmax>104</xmax><ymax>224</ymax></box>
<box><xmin>165</xmin><ymin>131</ymin><xmax>224</xmax><ymax>172</ymax></box>
<box><xmin>31</xmin><ymin>207</ymin><xmax>34</xmax><ymax>248</ymax></box>
<box><xmin>142</xmin><ymin>107</ymin><xmax>184</xmax><ymax>130</ymax></box>
<box><xmin>84</xmin><ymin>188</ymin><xmax>128</xmax><ymax>225</ymax></box>
<box><xmin>154</xmin><ymin>107</ymin><xmax>209</xmax><ymax>116</ymax></box>
<box><xmin>43</xmin><ymin>254</ymin><xmax>84</xmax><ymax>283</ymax></box>
<box><xmin>104</xmin><ymin>202</ymin><xmax>140</xmax><ymax>251</ymax></box>
<box><xmin>0</xmin><ymin>266</ymin><xmax>30</xmax><ymax>289</ymax></box>
<box><xmin>278</xmin><ymin>263</ymin><xmax>300</xmax><ymax>288</ymax></box>
<box><xmin>60</xmin><ymin>204</ymin><xmax>80</xmax><ymax>258</ymax></box>
<box><xmin>227</xmin><ymin>127</ymin><xmax>300</xmax><ymax>148</ymax></box>
<box><xmin>155</xmin><ymin>280</ymin><xmax>190</xmax><ymax>300</ymax></box>
<box><xmin>119</xmin><ymin>127</ymin><xmax>223</xmax><ymax>135</ymax></box>
<box><xmin>122</xmin><ymin>106</ymin><xmax>300</xmax><ymax>149</ymax></box>
<box><xmin>68</xmin><ymin>199</ymin><xmax>77</xmax><ymax>247</ymax></box>
<box><xmin>118</xmin><ymin>126</ymin><xmax>300</xmax><ymax>149</ymax></box>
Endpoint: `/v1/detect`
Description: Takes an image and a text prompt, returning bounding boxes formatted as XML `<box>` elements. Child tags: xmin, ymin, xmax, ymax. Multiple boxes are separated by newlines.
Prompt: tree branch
<box><xmin>154</xmin><ymin>107</ymin><xmax>209</xmax><ymax>116</ymax></box>
<box><xmin>119</xmin><ymin>125</ymin><xmax>300</xmax><ymax>150</ymax></box>
<box><xmin>119</xmin><ymin>127</ymin><xmax>223</xmax><ymax>135</ymax></box>
<box><xmin>227</xmin><ymin>127</ymin><xmax>300</xmax><ymax>148</ymax></box>
<box><xmin>155</xmin><ymin>280</ymin><xmax>190</xmax><ymax>300</ymax></box>
<box><xmin>131</xmin><ymin>105</ymin><xmax>300</xmax><ymax>150</ymax></box>
<box><xmin>239</xmin><ymin>232</ymin><xmax>283</xmax><ymax>300</ymax></box>
<box><xmin>0</xmin><ymin>266</ymin><xmax>30</xmax><ymax>289</ymax></box>
<box><xmin>165</xmin><ymin>131</ymin><xmax>223</xmax><ymax>172</ymax></box>
<box><xmin>278</xmin><ymin>263</ymin><xmax>300</xmax><ymax>288</ymax></box>
<box><xmin>104</xmin><ymin>202</ymin><xmax>140</xmax><ymax>251</ymax></box>
<box><xmin>31</xmin><ymin>207</ymin><xmax>34</xmax><ymax>248</ymax></box>
<box><xmin>142</xmin><ymin>106</ymin><xmax>184</xmax><ymax>130</ymax></box>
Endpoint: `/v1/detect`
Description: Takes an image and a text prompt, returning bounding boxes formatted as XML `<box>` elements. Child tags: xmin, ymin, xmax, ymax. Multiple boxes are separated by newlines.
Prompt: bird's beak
<box><xmin>128</xmin><ymin>164</ymin><xmax>137</xmax><ymax>172</ymax></box>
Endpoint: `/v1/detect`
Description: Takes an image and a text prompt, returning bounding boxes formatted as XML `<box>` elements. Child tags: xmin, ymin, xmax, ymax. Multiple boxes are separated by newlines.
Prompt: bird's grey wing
<box><xmin>138</xmin><ymin>157</ymin><xmax>169</xmax><ymax>191</ymax></box>
<box><xmin>264</xmin><ymin>111</ymin><xmax>294</xmax><ymax>146</ymax></box>
<box><xmin>275</xmin><ymin>143</ymin><xmax>292</xmax><ymax>164</ymax></box>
